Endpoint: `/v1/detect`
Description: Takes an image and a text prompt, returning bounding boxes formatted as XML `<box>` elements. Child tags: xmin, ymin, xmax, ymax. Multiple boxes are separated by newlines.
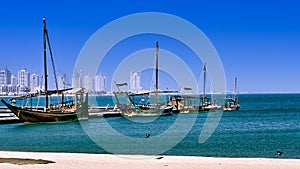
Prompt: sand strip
<box><xmin>0</xmin><ymin>151</ymin><xmax>299</xmax><ymax>169</ymax></box>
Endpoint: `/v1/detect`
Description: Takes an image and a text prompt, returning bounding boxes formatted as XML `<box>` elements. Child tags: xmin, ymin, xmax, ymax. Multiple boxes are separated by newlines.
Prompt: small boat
<box><xmin>88</xmin><ymin>105</ymin><xmax>121</xmax><ymax>118</ymax></box>
<box><xmin>172</xmin><ymin>63</ymin><xmax>222</xmax><ymax>113</ymax></box>
<box><xmin>178</xmin><ymin>95</ymin><xmax>221</xmax><ymax>113</ymax></box>
<box><xmin>199</xmin><ymin>63</ymin><xmax>222</xmax><ymax>112</ymax></box>
<box><xmin>223</xmin><ymin>77</ymin><xmax>240</xmax><ymax>111</ymax></box>
<box><xmin>171</xmin><ymin>95</ymin><xmax>200</xmax><ymax>114</ymax></box>
<box><xmin>0</xmin><ymin>18</ymin><xmax>88</xmax><ymax>123</ymax></box>
<box><xmin>114</xmin><ymin>42</ymin><xmax>173</xmax><ymax>117</ymax></box>
<box><xmin>223</xmin><ymin>98</ymin><xmax>240</xmax><ymax>111</ymax></box>
<box><xmin>115</xmin><ymin>92</ymin><xmax>173</xmax><ymax>117</ymax></box>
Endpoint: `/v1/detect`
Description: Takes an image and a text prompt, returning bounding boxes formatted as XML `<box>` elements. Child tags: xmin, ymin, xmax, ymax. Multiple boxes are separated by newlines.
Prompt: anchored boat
<box><xmin>114</xmin><ymin>42</ymin><xmax>173</xmax><ymax>117</ymax></box>
<box><xmin>223</xmin><ymin>77</ymin><xmax>240</xmax><ymax>111</ymax></box>
<box><xmin>1</xmin><ymin>18</ymin><xmax>88</xmax><ymax>123</ymax></box>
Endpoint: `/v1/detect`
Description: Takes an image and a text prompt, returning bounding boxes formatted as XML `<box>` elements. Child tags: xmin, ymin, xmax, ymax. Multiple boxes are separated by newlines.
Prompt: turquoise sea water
<box><xmin>0</xmin><ymin>94</ymin><xmax>299</xmax><ymax>158</ymax></box>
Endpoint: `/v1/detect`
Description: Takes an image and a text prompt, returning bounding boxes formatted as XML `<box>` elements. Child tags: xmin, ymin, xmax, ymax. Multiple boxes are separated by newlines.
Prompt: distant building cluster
<box><xmin>72</xmin><ymin>70</ymin><xmax>144</xmax><ymax>94</ymax></box>
<box><xmin>1</xmin><ymin>66</ymin><xmax>145</xmax><ymax>95</ymax></box>
<box><xmin>72</xmin><ymin>70</ymin><xmax>107</xmax><ymax>94</ymax></box>
<box><xmin>72</xmin><ymin>70</ymin><xmax>145</xmax><ymax>94</ymax></box>
<box><xmin>0</xmin><ymin>67</ymin><xmax>108</xmax><ymax>96</ymax></box>
<box><xmin>0</xmin><ymin>67</ymin><xmax>42</xmax><ymax>95</ymax></box>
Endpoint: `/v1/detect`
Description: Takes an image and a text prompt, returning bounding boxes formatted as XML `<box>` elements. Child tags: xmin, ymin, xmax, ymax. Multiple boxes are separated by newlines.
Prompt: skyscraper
<box><xmin>18</xmin><ymin>68</ymin><xmax>30</xmax><ymax>92</ymax></box>
<box><xmin>72</xmin><ymin>70</ymin><xmax>83</xmax><ymax>88</ymax></box>
<box><xmin>0</xmin><ymin>67</ymin><xmax>11</xmax><ymax>85</ymax></box>
<box><xmin>0</xmin><ymin>67</ymin><xmax>12</xmax><ymax>93</ymax></box>
<box><xmin>130</xmin><ymin>71</ymin><xmax>142</xmax><ymax>93</ymax></box>
<box><xmin>30</xmin><ymin>73</ymin><xmax>39</xmax><ymax>92</ymax></box>
<box><xmin>95</xmin><ymin>74</ymin><xmax>106</xmax><ymax>93</ymax></box>
<box><xmin>83</xmin><ymin>74</ymin><xmax>94</xmax><ymax>93</ymax></box>
<box><xmin>7</xmin><ymin>75</ymin><xmax>17</xmax><ymax>93</ymax></box>
<box><xmin>11</xmin><ymin>75</ymin><xmax>17</xmax><ymax>86</ymax></box>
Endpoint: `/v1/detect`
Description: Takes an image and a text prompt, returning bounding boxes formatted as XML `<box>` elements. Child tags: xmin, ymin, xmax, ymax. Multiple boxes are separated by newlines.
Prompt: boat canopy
<box><xmin>9</xmin><ymin>88</ymin><xmax>74</xmax><ymax>101</ymax></box>
<box><xmin>62</xmin><ymin>88</ymin><xmax>85</xmax><ymax>94</ymax></box>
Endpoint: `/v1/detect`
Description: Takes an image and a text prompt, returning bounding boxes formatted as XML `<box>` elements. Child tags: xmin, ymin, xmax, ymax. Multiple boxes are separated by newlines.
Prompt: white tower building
<box><xmin>130</xmin><ymin>71</ymin><xmax>142</xmax><ymax>93</ymax></box>
<box><xmin>0</xmin><ymin>67</ymin><xmax>11</xmax><ymax>85</ymax></box>
<box><xmin>95</xmin><ymin>74</ymin><xmax>106</xmax><ymax>93</ymax></box>
<box><xmin>30</xmin><ymin>73</ymin><xmax>39</xmax><ymax>92</ymax></box>
<box><xmin>72</xmin><ymin>71</ymin><xmax>82</xmax><ymax>88</ymax></box>
<box><xmin>0</xmin><ymin>67</ymin><xmax>12</xmax><ymax>93</ymax></box>
<box><xmin>18</xmin><ymin>68</ymin><xmax>30</xmax><ymax>93</ymax></box>
<box><xmin>84</xmin><ymin>74</ymin><xmax>94</xmax><ymax>93</ymax></box>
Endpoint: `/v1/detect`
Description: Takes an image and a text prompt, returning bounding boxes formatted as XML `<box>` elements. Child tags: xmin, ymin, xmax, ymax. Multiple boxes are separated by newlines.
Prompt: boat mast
<box><xmin>43</xmin><ymin>18</ymin><xmax>48</xmax><ymax>109</ymax></box>
<box><xmin>233</xmin><ymin>77</ymin><xmax>237</xmax><ymax>101</ymax></box>
<box><xmin>155</xmin><ymin>41</ymin><xmax>159</xmax><ymax>107</ymax></box>
<box><xmin>202</xmin><ymin>63</ymin><xmax>206</xmax><ymax>106</ymax></box>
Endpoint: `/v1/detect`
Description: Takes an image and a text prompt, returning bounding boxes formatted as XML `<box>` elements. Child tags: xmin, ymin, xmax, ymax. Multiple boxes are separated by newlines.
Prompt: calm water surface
<box><xmin>0</xmin><ymin>94</ymin><xmax>299</xmax><ymax>158</ymax></box>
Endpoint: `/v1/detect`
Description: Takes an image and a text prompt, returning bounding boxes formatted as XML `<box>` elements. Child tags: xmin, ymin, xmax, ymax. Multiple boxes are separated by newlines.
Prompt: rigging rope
<box><xmin>45</xmin><ymin>31</ymin><xmax>60</xmax><ymax>105</ymax></box>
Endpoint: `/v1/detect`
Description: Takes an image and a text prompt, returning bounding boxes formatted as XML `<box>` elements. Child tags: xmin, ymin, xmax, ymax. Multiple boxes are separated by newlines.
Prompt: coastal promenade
<box><xmin>0</xmin><ymin>151</ymin><xmax>299</xmax><ymax>169</ymax></box>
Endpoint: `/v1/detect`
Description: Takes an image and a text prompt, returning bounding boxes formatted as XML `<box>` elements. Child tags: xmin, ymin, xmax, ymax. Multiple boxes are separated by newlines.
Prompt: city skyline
<box><xmin>0</xmin><ymin>66</ymin><xmax>109</xmax><ymax>94</ymax></box>
<box><xmin>0</xmin><ymin>65</ymin><xmax>183</xmax><ymax>94</ymax></box>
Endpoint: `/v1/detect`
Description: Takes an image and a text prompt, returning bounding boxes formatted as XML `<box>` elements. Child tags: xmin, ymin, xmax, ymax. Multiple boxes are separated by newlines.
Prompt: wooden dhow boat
<box><xmin>1</xmin><ymin>18</ymin><xmax>88</xmax><ymax>123</ymax></box>
<box><xmin>113</xmin><ymin>42</ymin><xmax>173</xmax><ymax>117</ymax></box>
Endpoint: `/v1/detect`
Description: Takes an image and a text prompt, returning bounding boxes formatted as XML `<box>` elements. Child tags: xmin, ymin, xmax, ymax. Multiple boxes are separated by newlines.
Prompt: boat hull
<box><xmin>119</xmin><ymin>105</ymin><xmax>173</xmax><ymax>117</ymax></box>
<box><xmin>223</xmin><ymin>104</ymin><xmax>240</xmax><ymax>111</ymax></box>
<box><xmin>1</xmin><ymin>99</ymin><xmax>88</xmax><ymax>123</ymax></box>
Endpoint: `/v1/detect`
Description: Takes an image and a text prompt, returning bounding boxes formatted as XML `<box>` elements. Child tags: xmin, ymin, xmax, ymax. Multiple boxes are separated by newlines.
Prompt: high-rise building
<box><xmin>18</xmin><ymin>68</ymin><xmax>30</xmax><ymax>92</ymax></box>
<box><xmin>11</xmin><ymin>75</ymin><xmax>17</xmax><ymax>86</ymax></box>
<box><xmin>30</xmin><ymin>73</ymin><xmax>39</xmax><ymax>92</ymax></box>
<box><xmin>83</xmin><ymin>74</ymin><xmax>94</xmax><ymax>93</ymax></box>
<box><xmin>39</xmin><ymin>75</ymin><xmax>45</xmax><ymax>91</ymax></box>
<box><xmin>130</xmin><ymin>71</ymin><xmax>142</xmax><ymax>92</ymax></box>
<box><xmin>0</xmin><ymin>67</ymin><xmax>12</xmax><ymax>93</ymax></box>
<box><xmin>0</xmin><ymin>67</ymin><xmax>11</xmax><ymax>85</ymax></box>
<box><xmin>58</xmin><ymin>73</ymin><xmax>69</xmax><ymax>89</ymax></box>
<box><xmin>95</xmin><ymin>74</ymin><xmax>106</xmax><ymax>93</ymax></box>
<box><xmin>7</xmin><ymin>75</ymin><xmax>17</xmax><ymax>93</ymax></box>
<box><xmin>72</xmin><ymin>70</ymin><xmax>82</xmax><ymax>88</ymax></box>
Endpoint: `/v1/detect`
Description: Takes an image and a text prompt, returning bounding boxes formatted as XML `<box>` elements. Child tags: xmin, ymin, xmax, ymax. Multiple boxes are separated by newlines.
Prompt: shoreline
<box><xmin>0</xmin><ymin>151</ymin><xmax>299</xmax><ymax>169</ymax></box>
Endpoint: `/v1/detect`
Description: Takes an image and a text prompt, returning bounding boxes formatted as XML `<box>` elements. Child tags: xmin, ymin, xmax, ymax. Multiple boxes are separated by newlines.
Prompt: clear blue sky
<box><xmin>0</xmin><ymin>0</ymin><xmax>299</xmax><ymax>93</ymax></box>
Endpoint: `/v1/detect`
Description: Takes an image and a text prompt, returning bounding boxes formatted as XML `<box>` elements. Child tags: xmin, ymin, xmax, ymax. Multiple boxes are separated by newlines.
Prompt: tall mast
<box><xmin>233</xmin><ymin>77</ymin><xmax>237</xmax><ymax>101</ymax></box>
<box><xmin>155</xmin><ymin>41</ymin><xmax>159</xmax><ymax>107</ymax></box>
<box><xmin>202</xmin><ymin>63</ymin><xmax>206</xmax><ymax>106</ymax></box>
<box><xmin>43</xmin><ymin>18</ymin><xmax>48</xmax><ymax>109</ymax></box>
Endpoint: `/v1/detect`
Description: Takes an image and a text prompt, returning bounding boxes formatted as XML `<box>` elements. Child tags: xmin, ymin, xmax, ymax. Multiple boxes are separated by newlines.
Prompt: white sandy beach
<box><xmin>0</xmin><ymin>151</ymin><xmax>299</xmax><ymax>169</ymax></box>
